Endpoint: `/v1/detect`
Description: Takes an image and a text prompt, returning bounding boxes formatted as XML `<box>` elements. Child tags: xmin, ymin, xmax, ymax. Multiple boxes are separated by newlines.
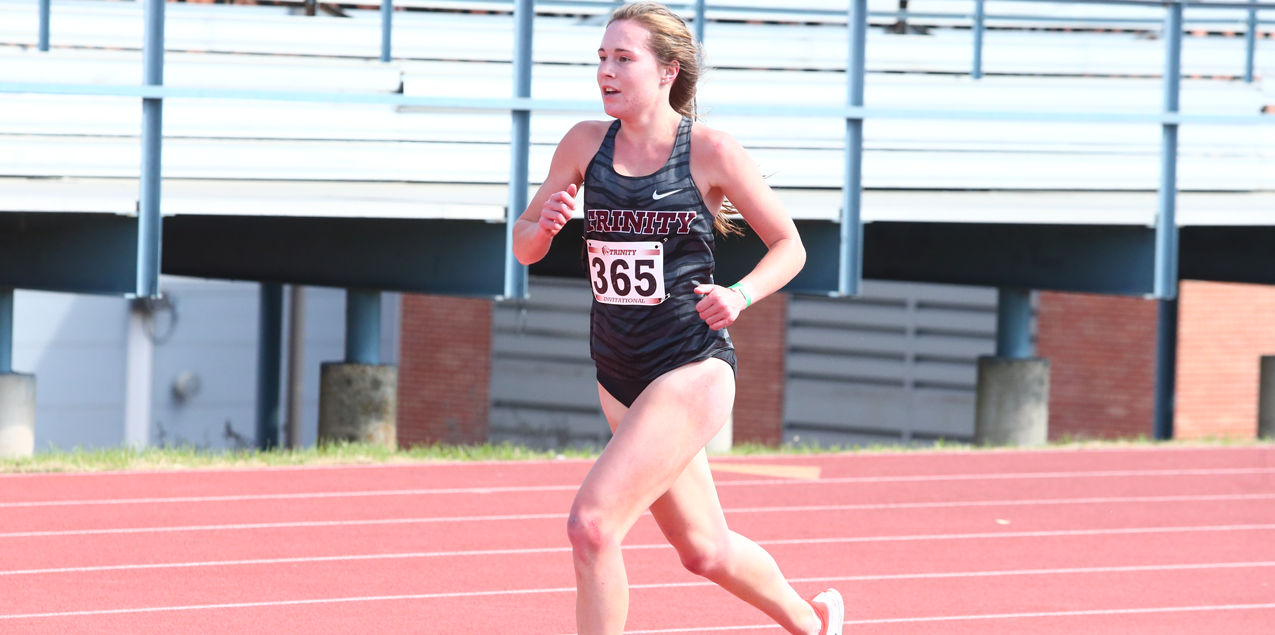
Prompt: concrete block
<box><xmin>1260</xmin><ymin>356</ymin><xmax>1275</xmax><ymax>440</ymax></box>
<box><xmin>705</xmin><ymin>411</ymin><xmax>733</xmax><ymax>455</ymax></box>
<box><xmin>318</xmin><ymin>363</ymin><xmax>397</xmax><ymax>449</ymax></box>
<box><xmin>974</xmin><ymin>357</ymin><xmax>1049</xmax><ymax>446</ymax></box>
<box><xmin>0</xmin><ymin>373</ymin><xmax>36</xmax><ymax>459</ymax></box>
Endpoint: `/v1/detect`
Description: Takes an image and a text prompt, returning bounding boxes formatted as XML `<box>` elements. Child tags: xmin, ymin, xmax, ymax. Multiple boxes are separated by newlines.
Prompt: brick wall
<box><xmin>1037</xmin><ymin>291</ymin><xmax>1158</xmax><ymax>440</ymax></box>
<box><xmin>729</xmin><ymin>292</ymin><xmax>788</xmax><ymax>447</ymax></box>
<box><xmin>1175</xmin><ymin>280</ymin><xmax>1275</xmax><ymax>440</ymax></box>
<box><xmin>397</xmin><ymin>294</ymin><xmax>493</xmax><ymax>447</ymax></box>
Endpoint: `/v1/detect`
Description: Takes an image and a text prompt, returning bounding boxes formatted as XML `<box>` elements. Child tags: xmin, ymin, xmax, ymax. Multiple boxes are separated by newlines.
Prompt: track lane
<box><xmin>3</xmin><ymin>470</ymin><xmax>1271</xmax><ymax>533</ymax></box>
<box><xmin>1</xmin><ymin>446</ymin><xmax>1271</xmax><ymax>634</ymax></box>
<box><xmin>1</xmin><ymin>493</ymin><xmax>1271</xmax><ymax>571</ymax></box>
<box><xmin>1</xmin><ymin>446</ymin><xmax>1268</xmax><ymax>505</ymax></box>
<box><xmin>1</xmin><ymin>520</ymin><xmax>1272</xmax><ymax>616</ymax></box>
<box><xmin>3</xmin><ymin>563</ymin><xmax>1272</xmax><ymax>635</ymax></box>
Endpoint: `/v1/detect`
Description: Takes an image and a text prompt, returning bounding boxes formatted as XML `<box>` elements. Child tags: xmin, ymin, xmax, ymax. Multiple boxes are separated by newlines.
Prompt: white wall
<box><xmin>13</xmin><ymin>277</ymin><xmax>400</xmax><ymax>451</ymax></box>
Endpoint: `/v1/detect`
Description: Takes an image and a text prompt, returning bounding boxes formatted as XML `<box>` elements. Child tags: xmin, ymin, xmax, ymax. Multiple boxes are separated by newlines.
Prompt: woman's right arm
<box><xmin>512</xmin><ymin>122</ymin><xmax>599</xmax><ymax>266</ymax></box>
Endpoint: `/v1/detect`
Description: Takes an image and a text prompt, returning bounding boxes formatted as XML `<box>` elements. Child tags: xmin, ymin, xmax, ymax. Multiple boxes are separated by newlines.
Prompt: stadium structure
<box><xmin>0</xmin><ymin>0</ymin><xmax>1273</xmax><ymax>455</ymax></box>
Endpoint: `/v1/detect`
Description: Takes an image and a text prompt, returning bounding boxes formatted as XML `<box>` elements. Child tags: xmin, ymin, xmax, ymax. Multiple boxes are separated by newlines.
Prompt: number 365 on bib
<box><xmin>586</xmin><ymin>240</ymin><xmax>665</xmax><ymax>306</ymax></box>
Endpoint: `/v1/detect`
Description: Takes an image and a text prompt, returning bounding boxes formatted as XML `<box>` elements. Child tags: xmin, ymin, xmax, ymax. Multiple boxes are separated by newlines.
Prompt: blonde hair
<box><xmin>607</xmin><ymin>2</ymin><xmax>742</xmax><ymax>236</ymax></box>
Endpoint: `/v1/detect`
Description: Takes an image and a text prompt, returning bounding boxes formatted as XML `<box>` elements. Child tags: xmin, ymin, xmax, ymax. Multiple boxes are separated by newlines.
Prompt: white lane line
<box><xmin>0</xmin><ymin>512</ymin><xmax>570</xmax><ymax>539</ymax></box>
<box><xmin>751</xmin><ymin>523</ymin><xmax>1275</xmax><ymax>548</ymax></box>
<box><xmin>3</xmin><ymin>565</ymin><xmax>1275</xmax><ymax>620</ymax></box>
<box><xmin>613</xmin><ymin>603</ymin><xmax>1275</xmax><ymax>633</ymax></box>
<box><xmin>3</xmin><ymin>524</ymin><xmax>1273</xmax><ymax>576</ymax></box>
<box><xmin>4</xmin><ymin>491</ymin><xmax>1272</xmax><ymax>539</ymax></box>
<box><xmin>2</xmin><ymin>467</ymin><xmax>1271</xmax><ymax>508</ymax></box>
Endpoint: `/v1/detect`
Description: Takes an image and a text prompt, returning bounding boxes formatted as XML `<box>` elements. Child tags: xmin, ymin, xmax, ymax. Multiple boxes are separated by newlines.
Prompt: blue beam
<box><xmin>841</xmin><ymin>0</ymin><xmax>866</xmax><ymax>297</ymax></box>
<box><xmin>381</xmin><ymin>0</ymin><xmax>393</xmax><ymax>63</ymax></box>
<box><xmin>256</xmin><ymin>282</ymin><xmax>284</xmax><ymax>450</ymax></box>
<box><xmin>996</xmin><ymin>288</ymin><xmax>1033</xmax><ymax>359</ymax></box>
<box><xmin>1154</xmin><ymin>2</ymin><xmax>1181</xmax><ymax>301</ymax></box>
<box><xmin>7</xmin><ymin>83</ymin><xmax>1274</xmax><ymax>126</ymax></box>
<box><xmin>38</xmin><ymin>0</ymin><xmax>50</xmax><ymax>52</ymax></box>
<box><xmin>1153</xmin><ymin>297</ymin><xmax>1178</xmax><ymax>440</ymax></box>
<box><xmin>505</xmin><ymin>0</ymin><xmax>533</xmax><ymax>300</ymax></box>
<box><xmin>694</xmin><ymin>0</ymin><xmax>706</xmax><ymax>43</ymax></box>
<box><xmin>1245</xmin><ymin>0</ymin><xmax>1258</xmax><ymax>83</ymax></box>
<box><xmin>345</xmin><ymin>289</ymin><xmax>382</xmax><ymax>365</ymax></box>
<box><xmin>136</xmin><ymin>0</ymin><xmax>165</xmax><ymax>299</ymax></box>
<box><xmin>972</xmin><ymin>0</ymin><xmax>986</xmax><ymax>79</ymax></box>
<box><xmin>863</xmin><ymin>222</ymin><xmax>1156</xmax><ymax>296</ymax></box>
<box><xmin>1153</xmin><ymin>2</ymin><xmax>1183</xmax><ymax>442</ymax></box>
<box><xmin>0</xmin><ymin>288</ymin><xmax>12</xmax><ymax>374</ymax></box>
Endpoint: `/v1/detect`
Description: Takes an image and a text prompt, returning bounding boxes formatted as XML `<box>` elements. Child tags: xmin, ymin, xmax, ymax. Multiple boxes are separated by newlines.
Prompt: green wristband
<box><xmin>728</xmin><ymin>283</ymin><xmax>753</xmax><ymax>308</ymax></box>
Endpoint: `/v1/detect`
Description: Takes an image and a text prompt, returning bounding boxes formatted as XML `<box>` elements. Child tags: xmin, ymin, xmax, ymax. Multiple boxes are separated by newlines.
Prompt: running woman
<box><xmin>512</xmin><ymin>3</ymin><xmax>844</xmax><ymax>634</ymax></box>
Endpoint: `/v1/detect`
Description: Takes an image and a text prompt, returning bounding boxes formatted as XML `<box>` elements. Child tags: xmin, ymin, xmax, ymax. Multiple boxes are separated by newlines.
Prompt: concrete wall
<box><xmin>12</xmin><ymin>277</ymin><xmax>400</xmax><ymax>451</ymax></box>
<box><xmin>12</xmin><ymin>291</ymin><xmax>128</xmax><ymax>451</ymax></box>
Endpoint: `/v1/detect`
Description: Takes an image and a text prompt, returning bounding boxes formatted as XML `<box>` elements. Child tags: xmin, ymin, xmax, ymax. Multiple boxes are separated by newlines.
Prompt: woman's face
<box><xmin>597</xmin><ymin>19</ymin><xmax>676</xmax><ymax>119</ymax></box>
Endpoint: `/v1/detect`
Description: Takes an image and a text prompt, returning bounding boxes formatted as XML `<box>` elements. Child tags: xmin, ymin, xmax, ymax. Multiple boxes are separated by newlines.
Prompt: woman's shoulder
<box><xmin>559</xmin><ymin>119</ymin><xmax>614</xmax><ymax>155</ymax></box>
<box><xmin>689</xmin><ymin>120</ymin><xmax>750</xmax><ymax>176</ymax></box>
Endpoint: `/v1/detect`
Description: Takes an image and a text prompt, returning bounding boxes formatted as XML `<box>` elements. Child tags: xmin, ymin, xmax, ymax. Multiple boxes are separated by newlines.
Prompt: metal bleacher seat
<box><xmin>2</xmin><ymin>0</ymin><xmax>1271</xmax><ymax>228</ymax></box>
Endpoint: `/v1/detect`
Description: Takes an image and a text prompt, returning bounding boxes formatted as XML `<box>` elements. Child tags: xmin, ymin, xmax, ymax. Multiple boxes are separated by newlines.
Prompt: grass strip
<box><xmin>1</xmin><ymin>436</ymin><xmax>1270</xmax><ymax>474</ymax></box>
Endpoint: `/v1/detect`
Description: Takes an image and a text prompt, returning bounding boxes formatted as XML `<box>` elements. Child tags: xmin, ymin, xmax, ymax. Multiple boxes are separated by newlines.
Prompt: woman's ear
<box><xmin>662</xmin><ymin>60</ymin><xmax>680</xmax><ymax>85</ymax></box>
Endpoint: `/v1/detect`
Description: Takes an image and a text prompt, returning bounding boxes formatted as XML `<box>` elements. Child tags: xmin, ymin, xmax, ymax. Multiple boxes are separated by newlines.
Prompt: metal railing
<box><xmin>30</xmin><ymin>0</ymin><xmax>1269</xmax><ymax>80</ymax></box>
<box><xmin>10</xmin><ymin>0</ymin><xmax>1275</xmax><ymax>302</ymax></box>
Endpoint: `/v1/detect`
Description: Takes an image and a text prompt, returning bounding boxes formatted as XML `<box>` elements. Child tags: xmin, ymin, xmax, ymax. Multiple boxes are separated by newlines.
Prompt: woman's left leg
<box><xmin>569</xmin><ymin>358</ymin><xmax>736</xmax><ymax>635</ymax></box>
<box><xmin>596</xmin><ymin>375</ymin><xmax>822</xmax><ymax>635</ymax></box>
<box><xmin>647</xmin><ymin>450</ymin><xmax>823</xmax><ymax>635</ymax></box>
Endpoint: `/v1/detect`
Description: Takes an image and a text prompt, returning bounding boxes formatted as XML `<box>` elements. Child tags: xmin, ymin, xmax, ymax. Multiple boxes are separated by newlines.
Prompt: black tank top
<box><xmin>583</xmin><ymin>116</ymin><xmax>733</xmax><ymax>381</ymax></box>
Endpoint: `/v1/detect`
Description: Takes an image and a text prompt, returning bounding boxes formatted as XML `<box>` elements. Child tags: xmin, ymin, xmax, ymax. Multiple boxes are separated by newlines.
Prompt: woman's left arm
<box><xmin>693</xmin><ymin>130</ymin><xmax>806</xmax><ymax>331</ymax></box>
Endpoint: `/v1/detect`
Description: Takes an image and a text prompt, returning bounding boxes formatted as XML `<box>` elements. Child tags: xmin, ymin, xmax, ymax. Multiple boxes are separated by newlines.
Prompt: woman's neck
<box><xmin>617</xmin><ymin>106</ymin><xmax>683</xmax><ymax>145</ymax></box>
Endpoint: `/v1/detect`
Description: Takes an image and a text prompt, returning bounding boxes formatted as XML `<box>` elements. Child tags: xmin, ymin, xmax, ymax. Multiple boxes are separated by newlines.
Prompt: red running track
<box><xmin>0</xmin><ymin>446</ymin><xmax>1272</xmax><ymax>634</ymax></box>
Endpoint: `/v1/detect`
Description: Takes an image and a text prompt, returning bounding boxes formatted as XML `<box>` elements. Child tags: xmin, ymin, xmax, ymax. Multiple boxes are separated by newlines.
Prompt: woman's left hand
<box><xmin>694</xmin><ymin>284</ymin><xmax>747</xmax><ymax>331</ymax></box>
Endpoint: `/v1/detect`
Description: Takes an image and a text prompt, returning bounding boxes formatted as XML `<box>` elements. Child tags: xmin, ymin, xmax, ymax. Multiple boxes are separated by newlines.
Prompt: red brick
<box><xmin>1037</xmin><ymin>291</ymin><xmax>1158</xmax><ymax>440</ymax></box>
<box><xmin>1175</xmin><ymin>281</ymin><xmax>1275</xmax><ymax>440</ymax></box>
<box><xmin>729</xmin><ymin>293</ymin><xmax>788</xmax><ymax>447</ymax></box>
<box><xmin>397</xmin><ymin>294</ymin><xmax>493</xmax><ymax>446</ymax></box>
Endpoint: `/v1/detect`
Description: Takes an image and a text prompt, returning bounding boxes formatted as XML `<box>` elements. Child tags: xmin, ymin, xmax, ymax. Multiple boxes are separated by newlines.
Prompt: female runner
<box><xmin>512</xmin><ymin>3</ymin><xmax>843</xmax><ymax>634</ymax></box>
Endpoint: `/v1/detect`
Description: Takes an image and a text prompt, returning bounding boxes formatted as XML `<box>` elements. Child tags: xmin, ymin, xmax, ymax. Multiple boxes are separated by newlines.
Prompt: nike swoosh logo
<box><xmin>651</xmin><ymin>189</ymin><xmax>682</xmax><ymax>200</ymax></box>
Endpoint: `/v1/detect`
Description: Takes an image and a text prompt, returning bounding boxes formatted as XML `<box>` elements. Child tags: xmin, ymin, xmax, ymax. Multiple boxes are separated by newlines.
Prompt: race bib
<box><xmin>586</xmin><ymin>240</ymin><xmax>665</xmax><ymax>305</ymax></box>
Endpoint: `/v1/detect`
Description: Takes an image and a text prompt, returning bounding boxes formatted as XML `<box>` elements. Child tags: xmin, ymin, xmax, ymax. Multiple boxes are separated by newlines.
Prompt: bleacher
<box><xmin>3</xmin><ymin>0</ymin><xmax>1274</xmax><ymax>447</ymax></box>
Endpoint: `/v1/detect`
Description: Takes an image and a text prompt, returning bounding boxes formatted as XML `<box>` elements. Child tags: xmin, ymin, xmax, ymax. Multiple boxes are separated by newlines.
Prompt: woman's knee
<box><xmin>566</xmin><ymin>508</ymin><xmax>620</xmax><ymax>559</ymax></box>
<box><xmin>677</xmin><ymin>533</ymin><xmax>731</xmax><ymax>579</ymax></box>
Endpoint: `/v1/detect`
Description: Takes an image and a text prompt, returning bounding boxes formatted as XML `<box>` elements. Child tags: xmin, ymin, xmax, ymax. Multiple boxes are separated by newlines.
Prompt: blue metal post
<box><xmin>972</xmin><ymin>0</ymin><xmax>985</xmax><ymax>79</ymax></box>
<box><xmin>995</xmin><ymin>288</ymin><xmax>1032</xmax><ymax>359</ymax></box>
<box><xmin>38</xmin><ymin>0</ymin><xmax>50</xmax><ymax>51</ymax></box>
<box><xmin>505</xmin><ymin>0</ymin><xmax>533</xmax><ymax>300</ymax></box>
<box><xmin>1153</xmin><ymin>2</ymin><xmax>1183</xmax><ymax>441</ymax></box>
<box><xmin>0</xmin><ymin>288</ymin><xmax>13</xmax><ymax>374</ymax></box>
<box><xmin>380</xmin><ymin>0</ymin><xmax>393</xmax><ymax>62</ymax></box>
<box><xmin>1245</xmin><ymin>0</ymin><xmax>1258</xmax><ymax>83</ymax></box>
<box><xmin>840</xmin><ymin>0</ymin><xmax>866</xmax><ymax>296</ymax></box>
<box><xmin>256</xmin><ymin>283</ymin><xmax>283</xmax><ymax>450</ymax></box>
<box><xmin>136</xmin><ymin>0</ymin><xmax>165</xmax><ymax>299</ymax></box>
<box><xmin>1154</xmin><ymin>2</ymin><xmax>1181</xmax><ymax>301</ymax></box>
<box><xmin>345</xmin><ymin>289</ymin><xmax>382</xmax><ymax>365</ymax></box>
<box><xmin>694</xmin><ymin>0</ymin><xmax>706</xmax><ymax>43</ymax></box>
<box><xmin>1154</xmin><ymin>298</ymin><xmax>1178</xmax><ymax>440</ymax></box>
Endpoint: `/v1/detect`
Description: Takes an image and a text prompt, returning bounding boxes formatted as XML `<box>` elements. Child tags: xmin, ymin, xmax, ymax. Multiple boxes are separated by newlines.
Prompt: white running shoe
<box><xmin>809</xmin><ymin>589</ymin><xmax>844</xmax><ymax>635</ymax></box>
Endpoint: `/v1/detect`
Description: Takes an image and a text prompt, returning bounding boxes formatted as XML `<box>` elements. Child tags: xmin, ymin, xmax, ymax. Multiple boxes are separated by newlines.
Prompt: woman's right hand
<box><xmin>539</xmin><ymin>183</ymin><xmax>579</xmax><ymax>237</ymax></box>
